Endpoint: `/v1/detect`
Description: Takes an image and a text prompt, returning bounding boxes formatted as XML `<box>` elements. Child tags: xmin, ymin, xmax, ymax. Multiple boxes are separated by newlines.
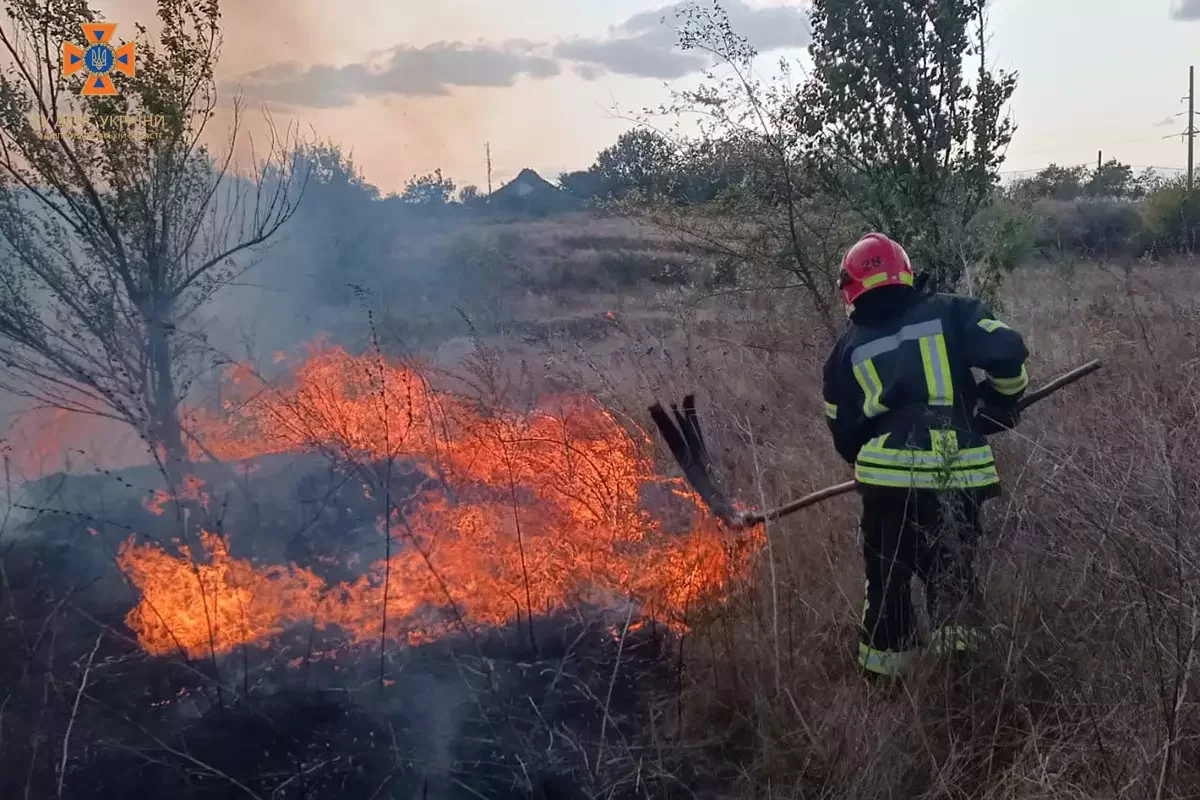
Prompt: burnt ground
<box><xmin>0</xmin><ymin>454</ymin><xmax>722</xmax><ymax>799</ymax></box>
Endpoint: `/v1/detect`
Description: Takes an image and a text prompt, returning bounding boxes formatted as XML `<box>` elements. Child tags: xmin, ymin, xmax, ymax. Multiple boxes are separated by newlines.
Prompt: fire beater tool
<box><xmin>648</xmin><ymin>358</ymin><xmax>1103</xmax><ymax>528</ymax></box>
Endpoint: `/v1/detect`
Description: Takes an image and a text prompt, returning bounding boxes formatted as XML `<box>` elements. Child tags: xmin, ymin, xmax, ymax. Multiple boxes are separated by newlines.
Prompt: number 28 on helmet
<box><xmin>837</xmin><ymin>232</ymin><xmax>915</xmax><ymax>308</ymax></box>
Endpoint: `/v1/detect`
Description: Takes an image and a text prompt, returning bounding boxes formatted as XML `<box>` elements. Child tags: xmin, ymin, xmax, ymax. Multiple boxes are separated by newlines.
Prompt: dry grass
<box><xmin>7</xmin><ymin>194</ymin><xmax>1199</xmax><ymax>797</ymax></box>
<box><xmin>528</xmin><ymin>260</ymin><xmax>1200</xmax><ymax>798</ymax></box>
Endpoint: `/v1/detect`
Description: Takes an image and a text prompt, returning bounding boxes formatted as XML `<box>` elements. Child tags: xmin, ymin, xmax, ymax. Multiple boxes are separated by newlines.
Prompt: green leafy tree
<box><xmin>457</xmin><ymin>183</ymin><xmax>484</xmax><ymax>206</ymax></box>
<box><xmin>558</xmin><ymin>168</ymin><xmax>605</xmax><ymax>201</ymax></box>
<box><xmin>0</xmin><ymin>0</ymin><xmax>304</xmax><ymax>474</ymax></box>
<box><xmin>400</xmin><ymin>168</ymin><xmax>456</xmax><ymax>205</ymax></box>
<box><xmin>670</xmin><ymin>136</ymin><xmax>755</xmax><ymax>203</ymax></box>
<box><xmin>302</xmin><ymin>141</ymin><xmax>378</xmax><ymax>200</ymax></box>
<box><xmin>1084</xmin><ymin>159</ymin><xmax>1138</xmax><ymax>199</ymax></box>
<box><xmin>1011</xmin><ymin>163</ymin><xmax>1088</xmax><ymax>202</ymax></box>
<box><xmin>591</xmin><ymin>128</ymin><xmax>679</xmax><ymax>201</ymax></box>
<box><xmin>798</xmin><ymin>0</ymin><xmax>1018</xmax><ymax>290</ymax></box>
<box><xmin>560</xmin><ymin>129</ymin><xmax>681</xmax><ymax>203</ymax></box>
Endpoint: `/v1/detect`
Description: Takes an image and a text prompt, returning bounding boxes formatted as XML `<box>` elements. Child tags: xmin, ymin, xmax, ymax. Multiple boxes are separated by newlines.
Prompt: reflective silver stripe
<box><xmin>921</xmin><ymin>333</ymin><xmax>952</xmax><ymax>406</ymax></box>
<box><xmin>850</xmin><ymin>319</ymin><xmax>944</xmax><ymax>365</ymax></box>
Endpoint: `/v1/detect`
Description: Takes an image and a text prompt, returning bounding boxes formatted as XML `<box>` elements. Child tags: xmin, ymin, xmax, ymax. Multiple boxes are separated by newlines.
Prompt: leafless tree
<box><xmin>0</xmin><ymin>0</ymin><xmax>306</xmax><ymax>479</ymax></box>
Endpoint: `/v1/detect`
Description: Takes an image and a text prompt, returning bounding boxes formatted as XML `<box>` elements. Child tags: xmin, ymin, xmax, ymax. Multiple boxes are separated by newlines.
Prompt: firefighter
<box><xmin>821</xmin><ymin>232</ymin><xmax>1030</xmax><ymax>678</ymax></box>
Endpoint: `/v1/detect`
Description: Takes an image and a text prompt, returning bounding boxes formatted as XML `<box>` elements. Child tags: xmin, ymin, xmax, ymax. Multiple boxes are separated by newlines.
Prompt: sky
<box><xmin>97</xmin><ymin>0</ymin><xmax>1200</xmax><ymax>193</ymax></box>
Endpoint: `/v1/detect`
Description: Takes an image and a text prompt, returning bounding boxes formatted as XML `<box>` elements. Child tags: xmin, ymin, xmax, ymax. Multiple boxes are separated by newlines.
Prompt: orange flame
<box><xmin>114</xmin><ymin>344</ymin><xmax>758</xmax><ymax>659</ymax></box>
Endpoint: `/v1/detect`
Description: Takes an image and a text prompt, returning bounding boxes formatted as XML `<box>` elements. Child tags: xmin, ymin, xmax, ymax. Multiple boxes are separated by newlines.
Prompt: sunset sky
<box><xmin>100</xmin><ymin>0</ymin><xmax>1200</xmax><ymax>193</ymax></box>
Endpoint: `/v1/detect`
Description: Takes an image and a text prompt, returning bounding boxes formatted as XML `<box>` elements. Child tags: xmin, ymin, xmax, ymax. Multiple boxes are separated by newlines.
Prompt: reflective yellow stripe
<box><xmin>858</xmin><ymin>432</ymin><xmax>994</xmax><ymax>468</ymax></box>
<box><xmin>918</xmin><ymin>333</ymin><xmax>953</xmax><ymax>407</ymax></box>
<box><xmin>930</xmin><ymin>429</ymin><xmax>958</xmax><ymax>458</ymax></box>
<box><xmin>824</xmin><ymin>401</ymin><xmax>838</xmax><ymax>419</ymax></box>
<box><xmin>858</xmin><ymin>642</ymin><xmax>917</xmax><ymax>676</ymax></box>
<box><xmin>856</xmin><ymin>429</ymin><xmax>1000</xmax><ymax>487</ymax></box>
<box><xmin>987</xmin><ymin>364</ymin><xmax>1029</xmax><ymax>396</ymax></box>
<box><xmin>852</xmin><ymin>358</ymin><xmax>887</xmax><ymax>418</ymax></box>
<box><xmin>857</xmin><ymin>451</ymin><xmax>994</xmax><ymax>468</ymax></box>
<box><xmin>977</xmin><ymin>318</ymin><xmax>1010</xmax><ymax>333</ymax></box>
<box><xmin>854</xmin><ymin>464</ymin><xmax>1000</xmax><ymax>489</ymax></box>
<box><xmin>858</xmin><ymin>271</ymin><xmax>915</xmax><ymax>293</ymax></box>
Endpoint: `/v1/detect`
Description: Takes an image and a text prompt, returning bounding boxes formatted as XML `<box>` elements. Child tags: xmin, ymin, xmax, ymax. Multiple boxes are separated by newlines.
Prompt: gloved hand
<box><xmin>974</xmin><ymin>403</ymin><xmax>1020</xmax><ymax>436</ymax></box>
<box><xmin>974</xmin><ymin>378</ymin><xmax>1021</xmax><ymax>435</ymax></box>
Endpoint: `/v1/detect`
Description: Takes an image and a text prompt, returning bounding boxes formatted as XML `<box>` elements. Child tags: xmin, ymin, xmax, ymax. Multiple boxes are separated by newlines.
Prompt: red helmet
<box><xmin>838</xmin><ymin>233</ymin><xmax>914</xmax><ymax>308</ymax></box>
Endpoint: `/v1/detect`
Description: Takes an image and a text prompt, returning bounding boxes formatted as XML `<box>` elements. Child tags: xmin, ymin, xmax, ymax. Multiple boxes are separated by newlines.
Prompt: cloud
<box><xmin>621</xmin><ymin>0</ymin><xmax>812</xmax><ymax>54</ymax></box>
<box><xmin>231</xmin><ymin>41</ymin><xmax>561</xmax><ymax>108</ymax></box>
<box><xmin>558</xmin><ymin>0</ymin><xmax>811</xmax><ymax>80</ymax></box>
<box><xmin>572</xmin><ymin>63</ymin><xmax>607</xmax><ymax>81</ymax></box>
<box><xmin>1171</xmin><ymin>0</ymin><xmax>1200</xmax><ymax>20</ymax></box>
<box><xmin>233</xmin><ymin>0</ymin><xmax>811</xmax><ymax>107</ymax></box>
<box><xmin>554</xmin><ymin>34</ymin><xmax>706</xmax><ymax>80</ymax></box>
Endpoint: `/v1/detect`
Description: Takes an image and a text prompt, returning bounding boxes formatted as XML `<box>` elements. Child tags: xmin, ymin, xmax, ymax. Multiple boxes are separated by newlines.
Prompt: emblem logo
<box><xmin>62</xmin><ymin>23</ymin><xmax>136</xmax><ymax>96</ymax></box>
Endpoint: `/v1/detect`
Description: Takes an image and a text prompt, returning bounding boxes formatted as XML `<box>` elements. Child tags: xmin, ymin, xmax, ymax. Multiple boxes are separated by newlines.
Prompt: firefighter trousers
<box><xmin>857</xmin><ymin>485</ymin><xmax>989</xmax><ymax>676</ymax></box>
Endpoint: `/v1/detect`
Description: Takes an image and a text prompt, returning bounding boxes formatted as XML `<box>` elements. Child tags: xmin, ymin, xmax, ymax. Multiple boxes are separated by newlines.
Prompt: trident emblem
<box><xmin>62</xmin><ymin>23</ymin><xmax>136</xmax><ymax>96</ymax></box>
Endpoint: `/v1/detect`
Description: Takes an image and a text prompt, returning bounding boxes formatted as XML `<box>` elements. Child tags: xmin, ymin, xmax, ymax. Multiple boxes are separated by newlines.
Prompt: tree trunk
<box><xmin>147</xmin><ymin>313</ymin><xmax>187</xmax><ymax>478</ymax></box>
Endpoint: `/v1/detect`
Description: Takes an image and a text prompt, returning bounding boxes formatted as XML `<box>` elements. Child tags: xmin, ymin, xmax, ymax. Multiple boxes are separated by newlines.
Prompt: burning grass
<box><xmin>115</xmin><ymin>343</ymin><xmax>753</xmax><ymax>659</ymax></box>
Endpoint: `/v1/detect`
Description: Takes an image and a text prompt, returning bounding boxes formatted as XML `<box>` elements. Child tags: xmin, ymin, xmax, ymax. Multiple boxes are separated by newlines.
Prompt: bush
<box><xmin>1072</xmin><ymin>199</ymin><xmax>1144</xmax><ymax>257</ymax></box>
<box><xmin>1017</xmin><ymin>199</ymin><xmax>1137</xmax><ymax>261</ymax></box>
<box><xmin>1023</xmin><ymin>198</ymin><xmax>1143</xmax><ymax>260</ymax></box>
<box><xmin>1140</xmin><ymin>180</ymin><xmax>1199</xmax><ymax>257</ymax></box>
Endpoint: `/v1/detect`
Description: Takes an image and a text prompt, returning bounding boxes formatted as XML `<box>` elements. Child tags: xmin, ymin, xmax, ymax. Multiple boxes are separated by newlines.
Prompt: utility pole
<box><xmin>1097</xmin><ymin>150</ymin><xmax>1102</xmax><ymax>171</ymax></box>
<box><xmin>485</xmin><ymin>142</ymin><xmax>493</xmax><ymax>197</ymax></box>
<box><xmin>1188</xmin><ymin>65</ymin><xmax>1194</xmax><ymax>194</ymax></box>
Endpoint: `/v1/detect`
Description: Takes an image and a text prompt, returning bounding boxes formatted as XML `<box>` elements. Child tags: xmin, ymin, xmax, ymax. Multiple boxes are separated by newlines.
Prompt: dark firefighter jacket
<box><xmin>821</xmin><ymin>285</ymin><xmax>1030</xmax><ymax>490</ymax></box>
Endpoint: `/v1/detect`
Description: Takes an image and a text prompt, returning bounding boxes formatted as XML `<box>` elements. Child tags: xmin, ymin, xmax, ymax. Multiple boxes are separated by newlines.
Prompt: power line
<box><xmin>1008</xmin><ymin>130</ymin><xmax>1184</xmax><ymax>160</ymax></box>
<box><xmin>1004</xmin><ymin>68</ymin><xmax>1195</xmax><ymax>190</ymax></box>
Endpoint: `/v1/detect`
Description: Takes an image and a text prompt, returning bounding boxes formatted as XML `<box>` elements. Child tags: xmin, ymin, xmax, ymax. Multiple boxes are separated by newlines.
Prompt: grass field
<box><xmin>5</xmin><ymin>208</ymin><xmax>1199</xmax><ymax>797</ymax></box>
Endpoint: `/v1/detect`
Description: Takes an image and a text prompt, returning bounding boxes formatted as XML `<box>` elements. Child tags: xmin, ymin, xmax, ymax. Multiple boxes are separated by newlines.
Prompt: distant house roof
<box><xmin>489</xmin><ymin>168</ymin><xmax>578</xmax><ymax>213</ymax></box>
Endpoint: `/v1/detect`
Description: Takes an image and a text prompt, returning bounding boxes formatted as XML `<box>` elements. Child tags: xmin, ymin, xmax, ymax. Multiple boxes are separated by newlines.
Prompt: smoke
<box><xmin>1171</xmin><ymin>0</ymin><xmax>1200</xmax><ymax>20</ymax></box>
